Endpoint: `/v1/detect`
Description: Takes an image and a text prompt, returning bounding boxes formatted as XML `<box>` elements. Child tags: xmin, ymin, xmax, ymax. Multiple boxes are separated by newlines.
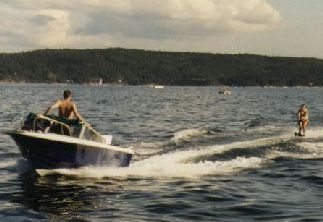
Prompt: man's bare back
<box><xmin>43</xmin><ymin>90</ymin><xmax>84</xmax><ymax>121</ymax></box>
<box><xmin>57</xmin><ymin>99</ymin><xmax>76</xmax><ymax>119</ymax></box>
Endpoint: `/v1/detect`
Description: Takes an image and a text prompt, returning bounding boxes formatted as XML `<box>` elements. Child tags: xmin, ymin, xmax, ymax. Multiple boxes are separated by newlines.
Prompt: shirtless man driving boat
<box><xmin>43</xmin><ymin>90</ymin><xmax>84</xmax><ymax>122</ymax></box>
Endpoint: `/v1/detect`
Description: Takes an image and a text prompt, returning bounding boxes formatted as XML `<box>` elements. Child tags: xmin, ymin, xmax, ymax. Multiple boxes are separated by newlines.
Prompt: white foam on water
<box><xmin>172</xmin><ymin>129</ymin><xmax>207</xmax><ymax>143</ymax></box>
<box><xmin>0</xmin><ymin>159</ymin><xmax>17</xmax><ymax>169</ymax></box>
<box><xmin>193</xmin><ymin>126</ymin><xmax>323</xmax><ymax>161</ymax></box>
<box><xmin>301</xmin><ymin>127</ymin><xmax>323</xmax><ymax>139</ymax></box>
<box><xmin>0</xmin><ymin>159</ymin><xmax>33</xmax><ymax>174</ymax></box>
<box><xmin>264</xmin><ymin>127</ymin><xmax>323</xmax><ymax>160</ymax></box>
<box><xmin>272</xmin><ymin>127</ymin><xmax>323</xmax><ymax>159</ymax></box>
<box><xmin>133</xmin><ymin>141</ymin><xmax>164</xmax><ymax>155</ymax></box>
<box><xmin>37</xmin><ymin>156</ymin><xmax>264</xmax><ymax>179</ymax></box>
<box><xmin>35</xmin><ymin>126</ymin><xmax>323</xmax><ymax>179</ymax></box>
<box><xmin>37</xmin><ymin>132</ymin><xmax>285</xmax><ymax>179</ymax></box>
<box><xmin>273</xmin><ymin>141</ymin><xmax>323</xmax><ymax>160</ymax></box>
<box><xmin>245</xmin><ymin>125</ymin><xmax>286</xmax><ymax>133</ymax></box>
<box><xmin>182</xmin><ymin>132</ymin><xmax>294</xmax><ymax>163</ymax></box>
<box><xmin>36</xmin><ymin>130</ymin><xmax>291</xmax><ymax>179</ymax></box>
<box><xmin>267</xmin><ymin>150</ymin><xmax>322</xmax><ymax>160</ymax></box>
<box><xmin>297</xmin><ymin>142</ymin><xmax>323</xmax><ymax>151</ymax></box>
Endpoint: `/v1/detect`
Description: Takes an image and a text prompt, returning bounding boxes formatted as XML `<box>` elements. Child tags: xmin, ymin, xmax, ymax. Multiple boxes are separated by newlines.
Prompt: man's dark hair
<box><xmin>63</xmin><ymin>90</ymin><xmax>72</xmax><ymax>99</ymax></box>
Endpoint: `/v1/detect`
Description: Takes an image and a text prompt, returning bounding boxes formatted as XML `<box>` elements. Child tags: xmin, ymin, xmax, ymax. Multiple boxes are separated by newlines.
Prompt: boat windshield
<box><xmin>21</xmin><ymin>113</ymin><xmax>105</xmax><ymax>143</ymax></box>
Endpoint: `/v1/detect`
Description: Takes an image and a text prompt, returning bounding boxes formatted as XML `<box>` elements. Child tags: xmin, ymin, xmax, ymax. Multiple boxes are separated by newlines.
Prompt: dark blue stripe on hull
<box><xmin>11</xmin><ymin>134</ymin><xmax>132</xmax><ymax>169</ymax></box>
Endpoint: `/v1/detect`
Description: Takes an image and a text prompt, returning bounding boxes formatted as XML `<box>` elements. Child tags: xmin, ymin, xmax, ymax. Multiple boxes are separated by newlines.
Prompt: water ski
<box><xmin>294</xmin><ymin>132</ymin><xmax>305</xmax><ymax>137</ymax></box>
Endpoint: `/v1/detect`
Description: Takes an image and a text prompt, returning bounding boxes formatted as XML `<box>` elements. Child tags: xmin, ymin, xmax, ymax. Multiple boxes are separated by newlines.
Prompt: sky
<box><xmin>0</xmin><ymin>0</ymin><xmax>322</xmax><ymax>58</ymax></box>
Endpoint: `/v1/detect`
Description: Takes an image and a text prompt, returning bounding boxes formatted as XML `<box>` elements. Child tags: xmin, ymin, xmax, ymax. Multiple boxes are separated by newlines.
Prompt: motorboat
<box><xmin>149</xmin><ymin>85</ymin><xmax>165</xmax><ymax>89</ymax></box>
<box><xmin>218</xmin><ymin>87</ymin><xmax>231</xmax><ymax>95</ymax></box>
<box><xmin>153</xmin><ymin>85</ymin><xmax>164</xmax><ymax>89</ymax></box>
<box><xmin>5</xmin><ymin>113</ymin><xmax>134</xmax><ymax>170</ymax></box>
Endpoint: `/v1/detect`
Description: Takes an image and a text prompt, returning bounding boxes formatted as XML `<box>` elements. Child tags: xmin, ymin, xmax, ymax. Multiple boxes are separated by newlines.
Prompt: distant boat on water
<box><xmin>89</xmin><ymin>78</ymin><xmax>104</xmax><ymax>86</ymax></box>
<box><xmin>149</xmin><ymin>85</ymin><xmax>165</xmax><ymax>89</ymax></box>
<box><xmin>218</xmin><ymin>87</ymin><xmax>231</xmax><ymax>95</ymax></box>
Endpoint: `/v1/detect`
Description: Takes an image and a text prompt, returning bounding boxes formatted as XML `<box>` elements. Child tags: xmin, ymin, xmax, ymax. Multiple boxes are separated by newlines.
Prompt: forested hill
<box><xmin>0</xmin><ymin>48</ymin><xmax>323</xmax><ymax>86</ymax></box>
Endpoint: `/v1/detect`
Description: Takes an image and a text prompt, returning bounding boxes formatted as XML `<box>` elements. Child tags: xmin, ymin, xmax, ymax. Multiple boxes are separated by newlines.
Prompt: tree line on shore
<box><xmin>0</xmin><ymin>48</ymin><xmax>323</xmax><ymax>86</ymax></box>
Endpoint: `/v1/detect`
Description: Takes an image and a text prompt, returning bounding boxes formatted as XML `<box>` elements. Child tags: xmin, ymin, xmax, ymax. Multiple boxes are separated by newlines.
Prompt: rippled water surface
<box><xmin>1</xmin><ymin>84</ymin><xmax>323</xmax><ymax>221</ymax></box>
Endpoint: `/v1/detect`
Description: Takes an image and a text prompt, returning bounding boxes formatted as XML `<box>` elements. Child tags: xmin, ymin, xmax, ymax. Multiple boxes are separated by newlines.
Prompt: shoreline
<box><xmin>0</xmin><ymin>81</ymin><xmax>321</xmax><ymax>88</ymax></box>
<box><xmin>0</xmin><ymin>48</ymin><xmax>322</xmax><ymax>86</ymax></box>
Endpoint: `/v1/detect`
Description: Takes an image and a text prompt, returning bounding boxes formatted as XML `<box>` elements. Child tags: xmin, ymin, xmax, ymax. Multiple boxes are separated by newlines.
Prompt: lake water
<box><xmin>1</xmin><ymin>84</ymin><xmax>323</xmax><ymax>221</ymax></box>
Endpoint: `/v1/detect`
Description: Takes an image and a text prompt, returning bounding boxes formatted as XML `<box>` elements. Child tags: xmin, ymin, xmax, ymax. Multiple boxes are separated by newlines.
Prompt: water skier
<box><xmin>296</xmin><ymin>104</ymin><xmax>309</xmax><ymax>137</ymax></box>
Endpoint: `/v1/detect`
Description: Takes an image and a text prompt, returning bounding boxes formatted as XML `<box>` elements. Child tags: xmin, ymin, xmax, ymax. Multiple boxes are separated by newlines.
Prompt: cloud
<box><xmin>76</xmin><ymin>0</ymin><xmax>281</xmax><ymax>37</ymax></box>
<box><xmin>0</xmin><ymin>0</ymin><xmax>281</xmax><ymax>51</ymax></box>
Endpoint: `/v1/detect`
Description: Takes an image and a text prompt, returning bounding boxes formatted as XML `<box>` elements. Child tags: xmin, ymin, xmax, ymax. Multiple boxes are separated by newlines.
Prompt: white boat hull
<box><xmin>7</xmin><ymin>131</ymin><xmax>133</xmax><ymax>169</ymax></box>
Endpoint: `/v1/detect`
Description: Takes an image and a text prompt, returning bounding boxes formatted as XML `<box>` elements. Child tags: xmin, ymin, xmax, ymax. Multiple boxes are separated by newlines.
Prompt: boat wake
<box><xmin>37</xmin><ymin>156</ymin><xmax>264</xmax><ymax>179</ymax></box>
<box><xmin>172</xmin><ymin>128</ymin><xmax>208</xmax><ymax>143</ymax></box>
<box><xmin>21</xmin><ymin>127</ymin><xmax>323</xmax><ymax>179</ymax></box>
